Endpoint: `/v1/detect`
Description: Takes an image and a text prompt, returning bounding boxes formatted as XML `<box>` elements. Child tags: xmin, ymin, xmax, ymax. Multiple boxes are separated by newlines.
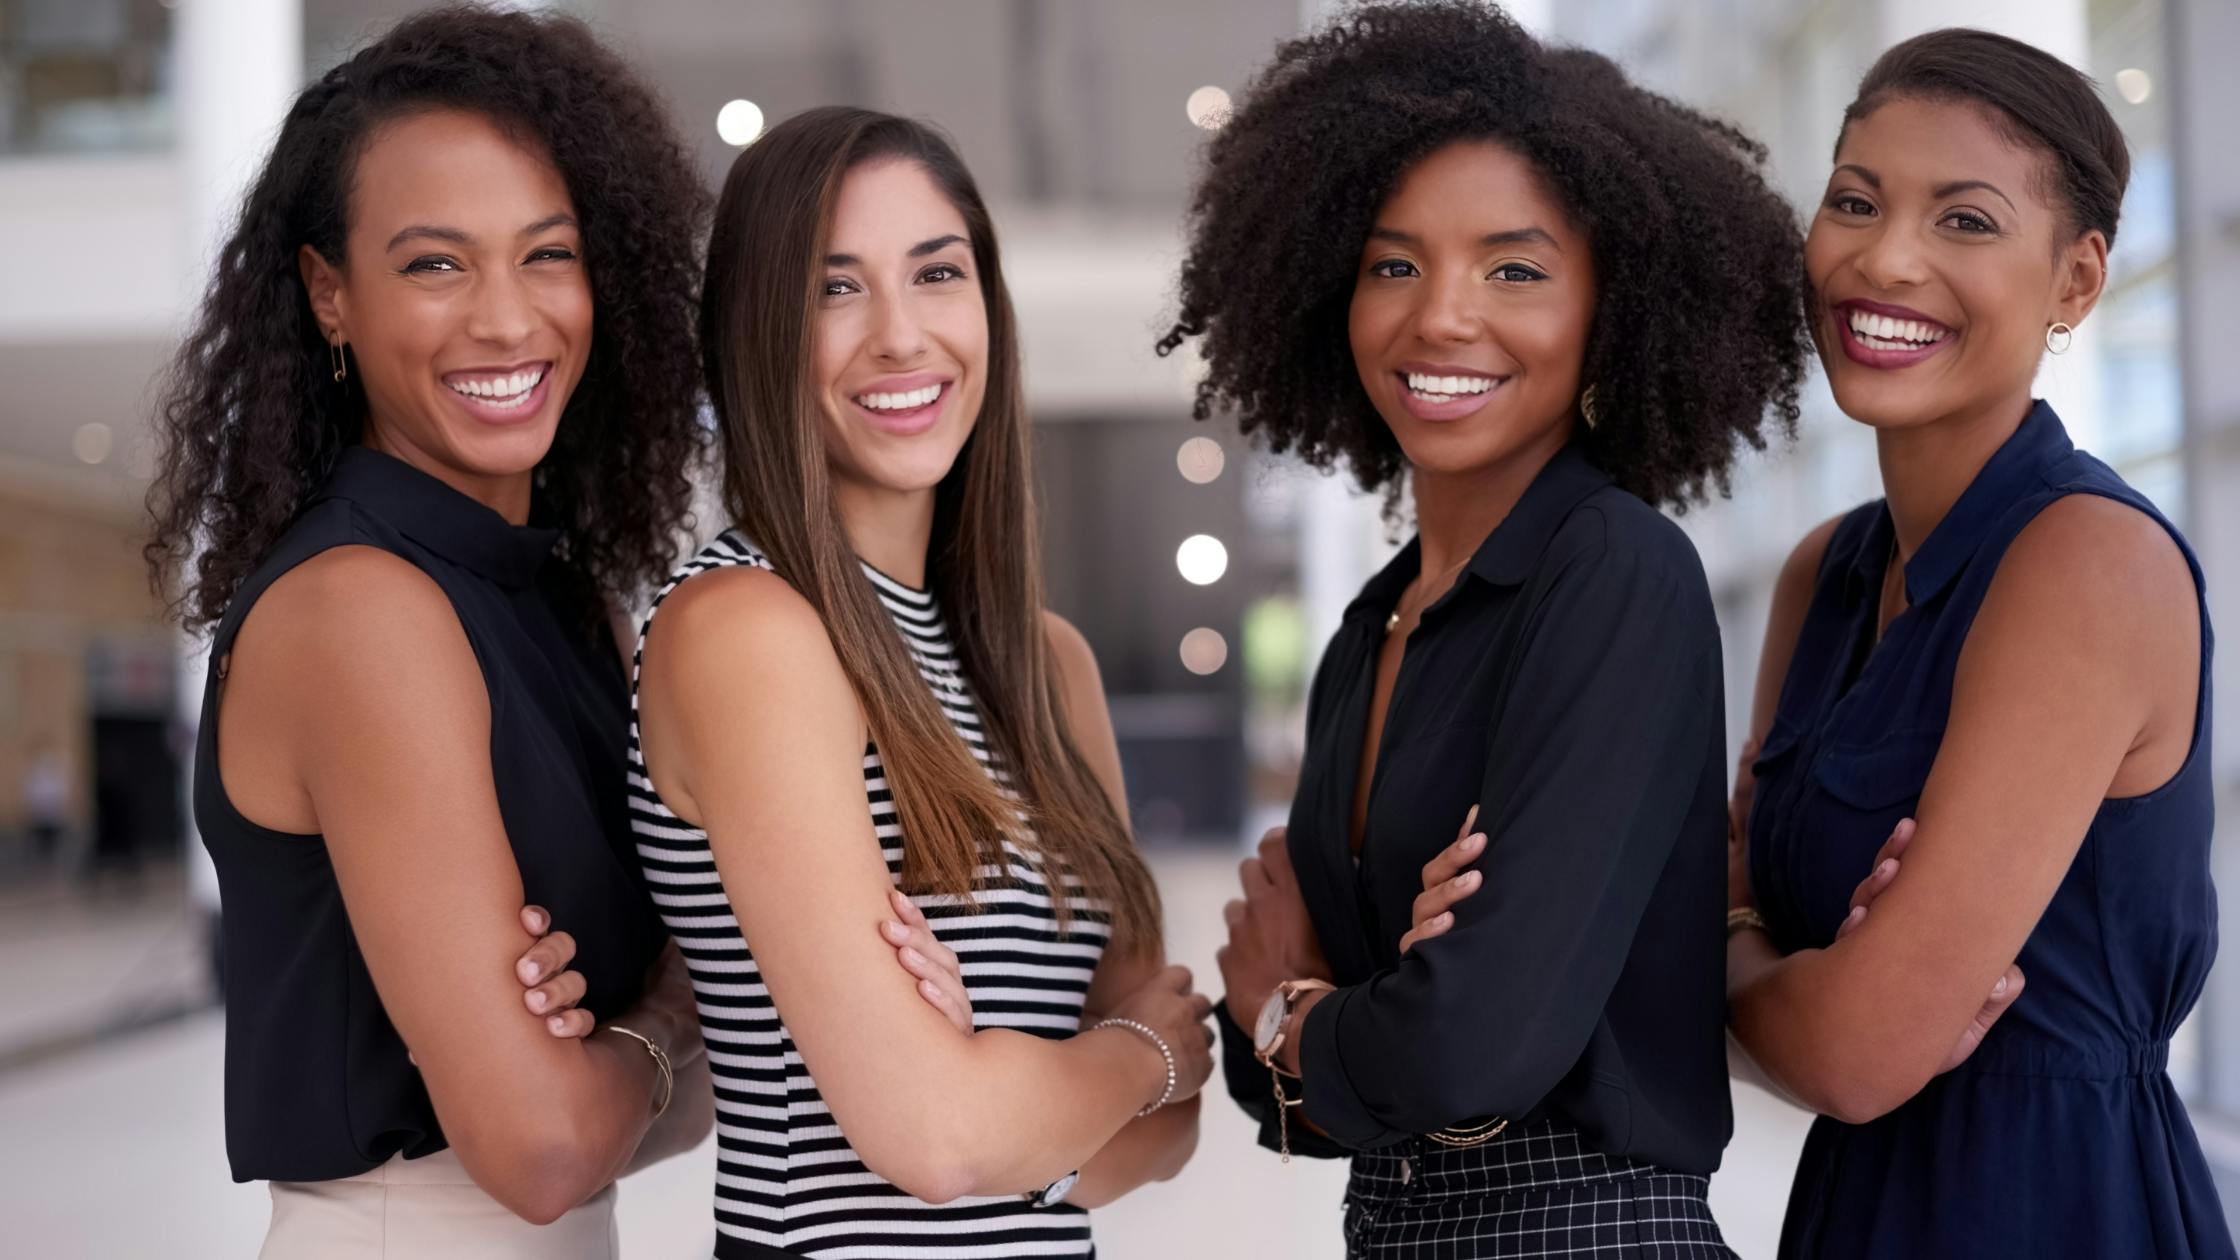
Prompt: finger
<box><xmin>515</xmin><ymin>931</ymin><xmax>574</xmax><ymax>986</ymax></box>
<box><xmin>1410</xmin><ymin>869</ymin><xmax>1482</xmax><ymax>924</ymax></box>
<box><xmin>1399</xmin><ymin>911</ymin><xmax>1455</xmax><ymax>955</ymax></box>
<box><xmin>525</xmin><ymin>968</ymin><xmax>588</xmax><ymax>1016</ymax></box>
<box><xmin>1239</xmin><ymin>857</ymin><xmax>1273</xmax><ymax>892</ymax></box>
<box><xmin>1419</xmin><ymin>832</ymin><xmax>1488</xmax><ymax>892</ymax></box>
<box><xmin>1835</xmin><ymin>903</ymin><xmax>1867</xmax><ymax>940</ymax></box>
<box><xmin>543</xmin><ymin>1008</ymin><xmax>595</xmax><ymax>1039</ymax></box>
<box><xmin>1187</xmin><ymin>991</ymin><xmax>1215</xmax><ymax>1021</ymax></box>
<box><xmin>1872</xmin><ymin>818</ymin><xmax>1916</xmax><ymax>868</ymax></box>
<box><xmin>1847</xmin><ymin>857</ymin><xmax>1899</xmax><ymax>912</ymax></box>
<box><xmin>520</xmin><ymin>905</ymin><xmax>551</xmax><ymax>937</ymax></box>
<box><xmin>1945</xmin><ymin>966</ymin><xmax>2025</xmax><ymax>1072</ymax></box>
<box><xmin>1455</xmin><ymin>804</ymin><xmax>1481</xmax><ymax>842</ymax></box>
<box><xmin>1164</xmin><ymin>965</ymin><xmax>1195</xmax><ymax>993</ymax></box>
<box><xmin>1222</xmin><ymin>899</ymin><xmax>1246</xmax><ymax>928</ymax></box>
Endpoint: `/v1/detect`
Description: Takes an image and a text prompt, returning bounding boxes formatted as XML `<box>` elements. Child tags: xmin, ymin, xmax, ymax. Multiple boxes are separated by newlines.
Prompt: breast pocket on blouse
<box><xmin>1812</xmin><ymin>728</ymin><xmax>1942</xmax><ymax>812</ymax></box>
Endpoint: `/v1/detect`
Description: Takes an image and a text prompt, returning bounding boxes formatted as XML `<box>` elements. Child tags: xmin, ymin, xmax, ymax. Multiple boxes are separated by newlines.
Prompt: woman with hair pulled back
<box><xmin>1165</xmin><ymin>2</ymin><xmax>1810</xmax><ymax>1253</ymax></box>
<box><xmin>149</xmin><ymin>7</ymin><xmax>720</xmax><ymax>1254</ymax></box>
<box><xmin>1727</xmin><ymin>29</ymin><xmax>2233</xmax><ymax>1259</ymax></box>
<box><xmin>629</xmin><ymin>104</ymin><xmax>1210</xmax><ymax>1258</ymax></box>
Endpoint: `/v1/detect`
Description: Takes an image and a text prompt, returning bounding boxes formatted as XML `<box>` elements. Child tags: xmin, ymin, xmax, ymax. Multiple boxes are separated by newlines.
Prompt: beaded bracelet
<box><xmin>1094</xmin><ymin>1017</ymin><xmax>1176</xmax><ymax>1116</ymax></box>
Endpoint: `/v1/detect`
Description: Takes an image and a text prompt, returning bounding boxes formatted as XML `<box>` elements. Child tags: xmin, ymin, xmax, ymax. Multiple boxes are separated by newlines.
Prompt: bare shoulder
<box><xmin>1041</xmin><ymin>609</ymin><xmax>1104</xmax><ymax>692</ymax></box>
<box><xmin>1996</xmin><ymin>493</ymin><xmax>2193</xmax><ymax>618</ymax></box>
<box><xmin>1776</xmin><ymin>512</ymin><xmax>1849</xmax><ymax>604</ymax></box>
<box><xmin>238</xmin><ymin>544</ymin><xmax>474</xmax><ymax>690</ymax></box>
<box><xmin>644</xmin><ymin>562</ymin><xmax>836</xmax><ymax>678</ymax></box>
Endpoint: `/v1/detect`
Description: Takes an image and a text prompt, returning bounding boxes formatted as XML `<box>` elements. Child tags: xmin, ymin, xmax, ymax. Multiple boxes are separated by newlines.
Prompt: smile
<box><xmin>445</xmin><ymin>363</ymin><xmax>547</xmax><ymax>410</ymax></box>
<box><xmin>1403</xmin><ymin>370</ymin><xmax>1501</xmax><ymax>404</ymax></box>
<box><xmin>1844</xmin><ymin>308</ymin><xmax>1949</xmax><ymax>352</ymax></box>
<box><xmin>854</xmin><ymin>382</ymin><xmax>945</xmax><ymax>412</ymax></box>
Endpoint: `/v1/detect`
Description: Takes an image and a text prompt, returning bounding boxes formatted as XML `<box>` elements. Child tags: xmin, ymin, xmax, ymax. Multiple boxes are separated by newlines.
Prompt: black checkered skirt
<box><xmin>1341</xmin><ymin>1119</ymin><xmax>1733</xmax><ymax>1259</ymax></box>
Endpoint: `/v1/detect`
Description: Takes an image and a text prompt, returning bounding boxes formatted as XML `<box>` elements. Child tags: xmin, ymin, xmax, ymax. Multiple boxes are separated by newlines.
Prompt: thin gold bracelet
<box><xmin>600</xmin><ymin>1024</ymin><xmax>674</xmax><ymax>1120</ymax></box>
<box><xmin>1726</xmin><ymin>907</ymin><xmax>1770</xmax><ymax>939</ymax></box>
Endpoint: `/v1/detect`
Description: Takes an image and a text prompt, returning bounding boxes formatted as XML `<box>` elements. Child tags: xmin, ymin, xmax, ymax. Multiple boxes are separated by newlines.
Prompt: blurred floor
<box><xmin>0</xmin><ymin>847</ymin><xmax>1809</xmax><ymax>1257</ymax></box>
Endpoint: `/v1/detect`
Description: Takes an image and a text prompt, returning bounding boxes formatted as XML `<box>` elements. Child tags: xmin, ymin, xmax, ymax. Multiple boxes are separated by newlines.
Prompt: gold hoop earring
<box><xmin>1580</xmin><ymin>384</ymin><xmax>1600</xmax><ymax>430</ymax></box>
<box><xmin>2045</xmin><ymin>322</ymin><xmax>2073</xmax><ymax>355</ymax></box>
<box><xmin>329</xmin><ymin>340</ymin><xmax>348</xmax><ymax>383</ymax></box>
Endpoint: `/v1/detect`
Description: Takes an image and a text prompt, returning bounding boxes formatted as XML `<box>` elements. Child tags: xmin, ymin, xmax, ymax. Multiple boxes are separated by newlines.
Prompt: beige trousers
<box><xmin>260</xmin><ymin>1147</ymin><xmax>619</xmax><ymax>1260</ymax></box>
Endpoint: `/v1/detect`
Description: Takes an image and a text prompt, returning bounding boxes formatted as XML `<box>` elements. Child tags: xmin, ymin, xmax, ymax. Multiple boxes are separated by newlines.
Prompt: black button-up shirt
<box><xmin>1217</xmin><ymin>444</ymin><xmax>1734</xmax><ymax>1174</ymax></box>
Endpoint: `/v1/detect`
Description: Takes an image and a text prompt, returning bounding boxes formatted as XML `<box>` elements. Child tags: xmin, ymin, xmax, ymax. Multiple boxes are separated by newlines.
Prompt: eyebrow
<box><xmin>1832</xmin><ymin>166</ymin><xmax>2016</xmax><ymax>212</ymax></box>
<box><xmin>1369</xmin><ymin>225</ymin><xmax>1559</xmax><ymax>250</ymax></box>
<box><xmin>385</xmin><ymin>212</ymin><xmax>579</xmax><ymax>252</ymax></box>
<box><xmin>824</xmin><ymin>233</ymin><xmax>969</xmax><ymax>267</ymax></box>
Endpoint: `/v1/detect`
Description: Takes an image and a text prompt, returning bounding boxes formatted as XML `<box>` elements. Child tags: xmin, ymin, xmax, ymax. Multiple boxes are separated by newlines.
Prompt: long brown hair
<box><xmin>700</xmin><ymin>106</ymin><xmax>1159</xmax><ymax>954</ymax></box>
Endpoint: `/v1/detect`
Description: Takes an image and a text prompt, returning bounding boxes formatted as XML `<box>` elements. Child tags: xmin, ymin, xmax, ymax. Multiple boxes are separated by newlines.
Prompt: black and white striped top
<box><xmin>628</xmin><ymin>531</ymin><xmax>1107</xmax><ymax>1259</ymax></box>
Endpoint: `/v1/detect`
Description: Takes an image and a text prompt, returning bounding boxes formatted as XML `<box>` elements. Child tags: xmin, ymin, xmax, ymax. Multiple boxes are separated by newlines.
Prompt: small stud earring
<box><xmin>1580</xmin><ymin>384</ymin><xmax>1601</xmax><ymax>430</ymax></box>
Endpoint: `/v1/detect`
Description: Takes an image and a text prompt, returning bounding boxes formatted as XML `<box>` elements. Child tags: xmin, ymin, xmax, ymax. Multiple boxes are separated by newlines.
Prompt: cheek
<box><xmin>549</xmin><ymin>275</ymin><xmax>594</xmax><ymax>349</ymax></box>
<box><xmin>812</xmin><ymin>311</ymin><xmax>859</xmax><ymax>399</ymax></box>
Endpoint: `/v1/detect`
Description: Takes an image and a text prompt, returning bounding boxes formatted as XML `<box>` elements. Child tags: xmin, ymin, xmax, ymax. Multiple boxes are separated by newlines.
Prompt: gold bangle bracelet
<box><xmin>601</xmin><ymin>1024</ymin><xmax>674</xmax><ymax>1120</ymax></box>
<box><xmin>1726</xmin><ymin>907</ymin><xmax>1770</xmax><ymax>939</ymax></box>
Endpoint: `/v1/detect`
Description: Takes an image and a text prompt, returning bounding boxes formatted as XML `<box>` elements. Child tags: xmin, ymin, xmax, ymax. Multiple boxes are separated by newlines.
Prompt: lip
<box><xmin>1830</xmin><ymin>300</ymin><xmax>1955</xmax><ymax>371</ymax></box>
<box><xmin>847</xmin><ymin>374</ymin><xmax>954</xmax><ymax>437</ymax></box>
<box><xmin>1391</xmin><ymin>363</ymin><xmax>1509</xmax><ymax>423</ymax></box>
<box><xmin>440</xmin><ymin>359</ymin><xmax>555</xmax><ymax>427</ymax></box>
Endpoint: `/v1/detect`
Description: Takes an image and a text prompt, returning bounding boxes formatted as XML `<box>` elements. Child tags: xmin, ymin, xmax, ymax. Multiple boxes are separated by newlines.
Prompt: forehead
<box><xmin>827</xmin><ymin>158</ymin><xmax>970</xmax><ymax>253</ymax></box>
<box><xmin>1835</xmin><ymin>96</ymin><xmax>2050</xmax><ymax>201</ymax></box>
<box><xmin>349</xmin><ymin>108</ymin><xmax>573</xmax><ymax>236</ymax></box>
<box><xmin>1377</xmin><ymin>139</ymin><xmax>1572</xmax><ymax>233</ymax></box>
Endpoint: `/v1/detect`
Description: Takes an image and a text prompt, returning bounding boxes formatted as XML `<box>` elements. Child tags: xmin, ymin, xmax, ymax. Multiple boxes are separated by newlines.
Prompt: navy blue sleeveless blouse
<box><xmin>1748</xmin><ymin>402</ymin><xmax>2233</xmax><ymax>1258</ymax></box>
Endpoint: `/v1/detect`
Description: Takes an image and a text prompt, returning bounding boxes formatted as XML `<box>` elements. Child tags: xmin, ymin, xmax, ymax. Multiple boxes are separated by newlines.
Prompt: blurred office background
<box><xmin>0</xmin><ymin>0</ymin><xmax>2234</xmax><ymax>1254</ymax></box>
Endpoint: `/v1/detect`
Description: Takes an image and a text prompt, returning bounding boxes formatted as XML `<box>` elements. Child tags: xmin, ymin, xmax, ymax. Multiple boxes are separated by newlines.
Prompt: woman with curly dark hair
<box><xmin>145</xmin><ymin>8</ymin><xmax>716</xmax><ymax>1253</ymax></box>
<box><xmin>1177</xmin><ymin>3</ymin><xmax>1808</xmax><ymax>1253</ymax></box>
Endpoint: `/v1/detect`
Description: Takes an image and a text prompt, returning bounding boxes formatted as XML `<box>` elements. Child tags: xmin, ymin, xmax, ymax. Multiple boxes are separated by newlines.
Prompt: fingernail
<box><xmin>1456</xmin><ymin>871</ymin><xmax>1479</xmax><ymax>890</ymax></box>
<box><xmin>547</xmin><ymin>1015</ymin><xmax>566</xmax><ymax>1034</ymax></box>
<box><xmin>1461</xmin><ymin>833</ymin><xmax>1485</xmax><ymax>852</ymax></box>
<box><xmin>1845</xmin><ymin>906</ymin><xmax>1865</xmax><ymax>925</ymax></box>
<box><xmin>529</xmin><ymin>990</ymin><xmax>548</xmax><ymax>1012</ymax></box>
<box><xmin>520</xmin><ymin>961</ymin><xmax>541</xmax><ymax>983</ymax></box>
<box><xmin>1878</xmin><ymin>859</ymin><xmax>1897</xmax><ymax>879</ymax></box>
<box><xmin>901</xmin><ymin>947</ymin><xmax>924</xmax><ymax>966</ymax></box>
<box><xmin>526</xmin><ymin>909</ymin><xmax>547</xmax><ymax>933</ymax></box>
<box><xmin>1437</xmin><ymin>912</ymin><xmax>1453</xmax><ymax>926</ymax></box>
<box><xmin>1994</xmin><ymin>975</ymin><xmax>2009</xmax><ymax>996</ymax></box>
<box><xmin>920</xmin><ymin>980</ymin><xmax>940</xmax><ymax>999</ymax></box>
<box><xmin>882</xmin><ymin>921</ymin><xmax>908</xmax><ymax>942</ymax></box>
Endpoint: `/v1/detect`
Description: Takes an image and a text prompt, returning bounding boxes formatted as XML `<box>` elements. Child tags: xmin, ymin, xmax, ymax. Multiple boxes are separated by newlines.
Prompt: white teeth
<box><xmin>448</xmin><ymin>365</ymin><xmax>544</xmax><ymax>401</ymax></box>
<box><xmin>1847</xmin><ymin>310</ymin><xmax>1946</xmax><ymax>350</ymax></box>
<box><xmin>1405</xmin><ymin>371</ymin><xmax>1496</xmax><ymax>398</ymax></box>
<box><xmin>855</xmin><ymin>382</ymin><xmax>945</xmax><ymax>412</ymax></box>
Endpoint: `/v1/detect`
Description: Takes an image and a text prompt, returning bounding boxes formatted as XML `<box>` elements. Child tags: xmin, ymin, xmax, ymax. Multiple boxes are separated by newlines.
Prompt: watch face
<box><xmin>1035</xmin><ymin>1169</ymin><xmax>1080</xmax><ymax>1208</ymax></box>
<box><xmin>1254</xmin><ymin>988</ymin><xmax>1289</xmax><ymax>1055</ymax></box>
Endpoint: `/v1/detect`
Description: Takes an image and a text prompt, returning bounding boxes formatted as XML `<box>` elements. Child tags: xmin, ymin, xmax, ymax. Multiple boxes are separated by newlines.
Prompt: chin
<box><xmin>1824</xmin><ymin>376</ymin><xmax>1951</xmax><ymax>432</ymax></box>
<box><xmin>444</xmin><ymin>420</ymin><xmax>562</xmax><ymax>479</ymax></box>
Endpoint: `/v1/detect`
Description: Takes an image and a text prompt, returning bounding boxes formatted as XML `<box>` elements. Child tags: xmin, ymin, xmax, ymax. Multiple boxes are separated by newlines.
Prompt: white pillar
<box><xmin>173</xmin><ymin>0</ymin><xmax>302</xmax><ymax>912</ymax></box>
<box><xmin>1876</xmin><ymin>0</ymin><xmax>2104</xmax><ymax>450</ymax></box>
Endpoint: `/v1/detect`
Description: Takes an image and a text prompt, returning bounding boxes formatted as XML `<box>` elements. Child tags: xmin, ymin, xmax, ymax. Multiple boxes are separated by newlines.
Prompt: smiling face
<box><xmin>300</xmin><ymin>108</ymin><xmax>591</xmax><ymax>489</ymax></box>
<box><xmin>1347</xmin><ymin>139</ymin><xmax>1597</xmax><ymax>482</ymax></box>
<box><xmin>812</xmin><ymin>158</ymin><xmax>989</xmax><ymax>499</ymax></box>
<box><xmin>1805</xmin><ymin>95</ymin><xmax>2106</xmax><ymax>431</ymax></box>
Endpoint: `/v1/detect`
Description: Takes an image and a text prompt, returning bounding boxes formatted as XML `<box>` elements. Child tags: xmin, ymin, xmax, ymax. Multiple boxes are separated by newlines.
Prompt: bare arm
<box><xmin>636</xmin><ymin>570</ymin><xmax>1210</xmax><ymax>1204</ymax></box>
<box><xmin>1042</xmin><ymin>612</ymin><xmax>1200</xmax><ymax>1208</ymax></box>
<box><xmin>1726</xmin><ymin>497</ymin><xmax>2199</xmax><ymax>1122</ymax></box>
<box><xmin>227</xmin><ymin>548</ymin><xmax>669</xmax><ymax>1224</ymax></box>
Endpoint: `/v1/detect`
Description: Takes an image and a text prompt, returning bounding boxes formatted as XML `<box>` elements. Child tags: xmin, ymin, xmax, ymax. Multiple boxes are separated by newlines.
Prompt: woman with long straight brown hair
<box><xmin>627</xmin><ymin>106</ymin><xmax>1211</xmax><ymax>1258</ymax></box>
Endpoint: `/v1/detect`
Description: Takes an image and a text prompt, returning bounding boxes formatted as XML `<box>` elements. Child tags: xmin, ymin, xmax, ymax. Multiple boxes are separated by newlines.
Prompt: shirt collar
<box><xmin>1344</xmin><ymin>443</ymin><xmax>1615</xmax><ymax>622</ymax></box>
<box><xmin>320</xmin><ymin>446</ymin><xmax>560</xmax><ymax>589</ymax></box>
<box><xmin>1853</xmin><ymin>400</ymin><xmax>2073</xmax><ymax>606</ymax></box>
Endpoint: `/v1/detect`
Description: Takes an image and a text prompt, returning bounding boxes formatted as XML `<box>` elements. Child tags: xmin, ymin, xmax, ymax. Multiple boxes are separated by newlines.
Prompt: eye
<box><xmin>527</xmin><ymin>246</ymin><xmax>578</xmax><ymax>264</ymax></box>
<box><xmin>1829</xmin><ymin>195</ymin><xmax>1876</xmax><ymax>218</ymax></box>
<box><xmin>918</xmin><ymin>262</ymin><xmax>967</xmax><ymax>284</ymax></box>
<box><xmin>1490</xmin><ymin>263</ymin><xmax>1547</xmax><ymax>283</ymax></box>
<box><xmin>402</xmin><ymin>255</ymin><xmax>461</xmax><ymax>274</ymax></box>
<box><xmin>1369</xmin><ymin>259</ymin><xmax>1419</xmax><ymax>279</ymax></box>
<box><xmin>821</xmin><ymin>276</ymin><xmax>861</xmax><ymax>298</ymax></box>
<box><xmin>1940</xmin><ymin>210</ymin><xmax>1998</xmax><ymax>234</ymax></box>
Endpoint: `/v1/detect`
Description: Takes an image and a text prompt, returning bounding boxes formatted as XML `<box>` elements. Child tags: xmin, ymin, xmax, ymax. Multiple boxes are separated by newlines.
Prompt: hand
<box><xmin>1728</xmin><ymin>737</ymin><xmax>1761</xmax><ymax>912</ymax></box>
<box><xmin>1217</xmin><ymin>827</ymin><xmax>1332</xmax><ymax>1029</ymax></box>
<box><xmin>880</xmin><ymin>888</ymin><xmax>973</xmax><ymax>1034</ymax></box>
<box><xmin>514</xmin><ymin>904</ymin><xmax>595</xmax><ymax>1039</ymax></box>
<box><xmin>1836</xmin><ymin>817</ymin><xmax>2025</xmax><ymax>1074</ymax></box>
<box><xmin>1105</xmin><ymin>964</ymin><xmax>1217</xmax><ymax>1110</ymax></box>
<box><xmin>1398</xmin><ymin>805</ymin><xmax>1485</xmax><ymax>955</ymax></box>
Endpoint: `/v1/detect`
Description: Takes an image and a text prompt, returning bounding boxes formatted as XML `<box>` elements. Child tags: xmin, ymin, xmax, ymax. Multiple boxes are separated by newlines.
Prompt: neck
<box><xmin>363</xmin><ymin>421</ymin><xmax>532</xmax><ymax>526</ymax></box>
<box><xmin>1410</xmin><ymin>423</ymin><xmax>1573</xmax><ymax>583</ymax></box>
<box><xmin>834</xmin><ymin>477</ymin><xmax>937</xmax><ymax>589</ymax></box>
<box><xmin>1874</xmin><ymin>388</ymin><xmax>2035</xmax><ymax>563</ymax></box>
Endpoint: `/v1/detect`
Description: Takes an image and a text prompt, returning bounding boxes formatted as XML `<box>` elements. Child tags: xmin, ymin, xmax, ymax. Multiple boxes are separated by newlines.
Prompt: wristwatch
<box><xmin>1023</xmin><ymin>1169</ymin><xmax>1080</xmax><ymax>1209</ymax></box>
<box><xmin>1253</xmin><ymin>978</ymin><xmax>1335</xmax><ymax>1074</ymax></box>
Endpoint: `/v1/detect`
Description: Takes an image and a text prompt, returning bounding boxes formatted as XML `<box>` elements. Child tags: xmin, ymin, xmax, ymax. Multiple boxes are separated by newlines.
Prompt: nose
<box><xmin>463</xmin><ymin>267</ymin><xmax>537</xmax><ymax>350</ymax></box>
<box><xmin>867</xmin><ymin>287</ymin><xmax>930</xmax><ymax>364</ymax></box>
<box><xmin>1409</xmin><ymin>267</ymin><xmax>1480</xmax><ymax>345</ymax></box>
<box><xmin>1853</xmin><ymin>218</ymin><xmax>1930</xmax><ymax>293</ymax></box>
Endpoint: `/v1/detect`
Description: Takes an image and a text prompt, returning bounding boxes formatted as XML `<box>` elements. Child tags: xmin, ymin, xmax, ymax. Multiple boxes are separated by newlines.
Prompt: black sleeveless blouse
<box><xmin>194</xmin><ymin>445</ymin><xmax>668</xmax><ymax>1183</ymax></box>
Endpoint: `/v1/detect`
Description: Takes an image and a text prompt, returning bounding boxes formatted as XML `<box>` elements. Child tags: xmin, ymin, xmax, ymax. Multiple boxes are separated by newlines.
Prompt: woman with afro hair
<box><xmin>146</xmin><ymin>8</ymin><xmax>720</xmax><ymax>1253</ymax></box>
<box><xmin>1181</xmin><ymin>3</ymin><xmax>1807</xmax><ymax>1253</ymax></box>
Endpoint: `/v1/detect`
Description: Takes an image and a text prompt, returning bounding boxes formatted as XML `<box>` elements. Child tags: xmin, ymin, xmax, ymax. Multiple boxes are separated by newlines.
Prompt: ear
<box><xmin>2051</xmin><ymin>228</ymin><xmax>2109</xmax><ymax>331</ymax></box>
<box><xmin>299</xmin><ymin>244</ymin><xmax>348</xmax><ymax>344</ymax></box>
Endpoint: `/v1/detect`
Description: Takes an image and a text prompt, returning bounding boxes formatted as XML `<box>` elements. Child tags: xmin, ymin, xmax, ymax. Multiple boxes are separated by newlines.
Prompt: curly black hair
<box><xmin>147</xmin><ymin>5</ymin><xmax>710</xmax><ymax>629</ymax></box>
<box><xmin>1158</xmin><ymin>1</ymin><xmax>1810</xmax><ymax>509</ymax></box>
